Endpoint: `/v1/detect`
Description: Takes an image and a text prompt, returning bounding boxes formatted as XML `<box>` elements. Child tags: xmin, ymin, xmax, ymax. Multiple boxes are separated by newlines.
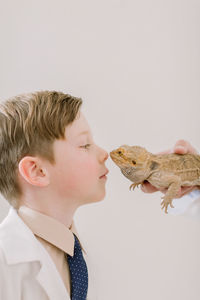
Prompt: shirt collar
<box><xmin>17</xmin><ymin>205</ymin><xmax>81</xmax><ymax>257</ymax></box>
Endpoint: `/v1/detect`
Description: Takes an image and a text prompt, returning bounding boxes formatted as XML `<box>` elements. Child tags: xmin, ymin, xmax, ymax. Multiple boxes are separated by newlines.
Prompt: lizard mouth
<box><xmin>109</xmin><ymin>151</ymin><xmax>128</xmax><ymax>168</ymax></box>
<box><xmin>110</xmin><ymin>151</ymin><xmax>120</xmax><ymax>161</ymax></box>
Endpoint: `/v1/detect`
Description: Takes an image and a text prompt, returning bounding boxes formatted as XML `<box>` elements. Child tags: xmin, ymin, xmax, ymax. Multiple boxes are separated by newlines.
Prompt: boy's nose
<box><xmin>99</xmin><ymin>147</ymin><xmax>109</xmax><ymax>162</ymax></box>
<box><xmin>104</xmin><ymin>151</ymin><xmax>109</xmax><ymax>161</ymax></box>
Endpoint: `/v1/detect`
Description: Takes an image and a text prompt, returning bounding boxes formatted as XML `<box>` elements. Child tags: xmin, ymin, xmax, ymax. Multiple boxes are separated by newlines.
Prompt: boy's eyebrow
<box><xmin>78</xmin><ymin>131</ymin><xmax>90</xmax><ymax>136</ymax></box>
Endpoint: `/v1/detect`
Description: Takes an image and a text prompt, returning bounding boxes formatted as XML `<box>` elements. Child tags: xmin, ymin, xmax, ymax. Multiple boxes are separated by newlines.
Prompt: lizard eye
<box><xmin>118</xmin><ymin>151</ymin><xmax>122</xmax><ymax>155</ymax></box>
<box><xmin>132</xmin><ymin>160</ymin><xmax>136</xmax><ymax>165</ymax></box>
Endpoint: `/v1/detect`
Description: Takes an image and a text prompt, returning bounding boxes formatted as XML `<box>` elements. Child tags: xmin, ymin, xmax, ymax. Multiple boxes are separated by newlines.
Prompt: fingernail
<box><xmin>174</xmin><ymin>145</ymin><xmax>186</xmax><ymax>153</ymax></box>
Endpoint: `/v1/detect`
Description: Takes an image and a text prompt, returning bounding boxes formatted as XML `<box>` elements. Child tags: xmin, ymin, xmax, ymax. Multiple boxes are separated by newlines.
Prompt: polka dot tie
<box><xmin>66</xmin><ymin>234</ymin><xmax>88</xmax><ymax>300</ymax></box>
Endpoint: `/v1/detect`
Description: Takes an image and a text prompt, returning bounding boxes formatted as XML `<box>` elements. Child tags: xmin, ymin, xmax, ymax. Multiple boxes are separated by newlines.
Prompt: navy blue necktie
<box><xmin>66</xmin><ymin>234</ymin><xmax>88</xmax><ymax>300</ymax></box>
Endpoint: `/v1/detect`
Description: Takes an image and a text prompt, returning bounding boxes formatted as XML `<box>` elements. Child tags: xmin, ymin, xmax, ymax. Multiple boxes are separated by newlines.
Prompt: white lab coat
<box><xmin>0</xmin><ymin>207</ymin><xmax>98</xmax><ymax>300</ymax></box>
<box><xmin>167</xmin><ymin>190</ymin><xmax>200</xmax><ymax>219</ymax></box>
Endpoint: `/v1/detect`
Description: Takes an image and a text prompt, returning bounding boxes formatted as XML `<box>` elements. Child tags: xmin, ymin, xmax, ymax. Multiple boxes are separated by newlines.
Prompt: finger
<box><xmin>175</xmin><ymin>186</ymin><xmax>196</xmax><ymax>198</ymax></box>
<box><xmin>157</xmin><ymin>148</ymin><xmax>172</xmax><ymax>155</ymax></box>
<box><xmin>174</xmin><ymin>139</ymin><xmax>188</xmax><ymax>154</ymax></box>
<box><xmin>141</xmin><ymin>181</ymin><xmax>158</xmax><ymax>193</ymax></box>
<box><xmin>173</xmin><ymin>139</ymin><xmax>198</xmax><ymax>155</ymax></box>
<box><xmin>173</xmin><ymin>145</ymin><xmax>187</xmax><ymax>154</ymax></box>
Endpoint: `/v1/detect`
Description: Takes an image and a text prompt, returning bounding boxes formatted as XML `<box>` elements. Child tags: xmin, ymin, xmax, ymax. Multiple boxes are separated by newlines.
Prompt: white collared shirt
<box><xmin>18</xmin><ymin>205</ymin><xmax>83</xmax><ymax>295</ymax></box>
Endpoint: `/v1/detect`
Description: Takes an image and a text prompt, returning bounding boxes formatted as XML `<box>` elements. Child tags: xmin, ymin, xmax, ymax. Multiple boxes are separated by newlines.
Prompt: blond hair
<box><xmin>0</xmin><ymin>90</ymin><xmax>82</xmax><ymax>208</ymax></box>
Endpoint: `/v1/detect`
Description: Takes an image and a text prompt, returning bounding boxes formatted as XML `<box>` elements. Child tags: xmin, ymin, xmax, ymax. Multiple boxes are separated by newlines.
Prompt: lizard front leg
<box><xmin>129</xmin><ymin>182</ymin><xmax>142</xmax><ymax>191</ymax></box>
<box><xmin>160</xmin><ymin>176</ymin><xmax>181</xmax><ymax>214</ymax></box>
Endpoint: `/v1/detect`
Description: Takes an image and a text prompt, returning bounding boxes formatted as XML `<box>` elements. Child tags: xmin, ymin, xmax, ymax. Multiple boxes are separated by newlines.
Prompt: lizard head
<box><xmin>110</xmin><ymin>145</ymin><xmax>152</xmax><ymax>183</ymax></box>
<box><xmin>110</xmin><ymin>145</ymin><xmax>150</xmax><ymax>169</ymax></box>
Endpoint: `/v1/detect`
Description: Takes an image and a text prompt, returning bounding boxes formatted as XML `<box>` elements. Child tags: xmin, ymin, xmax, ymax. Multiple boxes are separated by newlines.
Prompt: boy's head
<box><xmin>0</xmin><ymin>91</ymin><xmax>108</xmax><ymax>210</ymax></box>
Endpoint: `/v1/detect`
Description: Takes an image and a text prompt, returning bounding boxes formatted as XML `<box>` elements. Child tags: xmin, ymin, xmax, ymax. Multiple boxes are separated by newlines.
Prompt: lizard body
<box><xmin>110</xmin><ymin>145</ymin><xmax>200</xmax><ymax>213</ymax></box>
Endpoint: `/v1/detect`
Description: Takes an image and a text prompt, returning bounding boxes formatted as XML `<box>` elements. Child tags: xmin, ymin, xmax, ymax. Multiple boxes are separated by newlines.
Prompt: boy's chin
<box><xmin>93</xmin><ymin>190</ymin><xmax>106</xmax><ymax>203</ymax></box>
<box><xmin>81</xmin><ymin>192</ymin><xmax>106</xmax><ymax>205</ymax></box>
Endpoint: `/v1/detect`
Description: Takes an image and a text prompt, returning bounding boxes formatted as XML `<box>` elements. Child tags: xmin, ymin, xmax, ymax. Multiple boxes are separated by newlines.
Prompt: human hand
<box><xmin>141</xmin><ymin>139</ymin><xmax>199</xmax><ymax>197</ymax></box>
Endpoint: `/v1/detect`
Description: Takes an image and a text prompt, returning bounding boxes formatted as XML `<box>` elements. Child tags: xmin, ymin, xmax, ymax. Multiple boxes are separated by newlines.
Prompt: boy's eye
<box><xmin>81</xmin><ymin>144</ymin><xmax>91</xmax><ymax>149</ymax></box>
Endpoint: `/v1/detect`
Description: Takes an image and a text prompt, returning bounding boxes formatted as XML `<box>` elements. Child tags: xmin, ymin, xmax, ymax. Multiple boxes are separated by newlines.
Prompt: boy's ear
<box><xmin>18</xmin><ymin>156</ymin><xmax>50</xmax><ymax>187</ymax></box>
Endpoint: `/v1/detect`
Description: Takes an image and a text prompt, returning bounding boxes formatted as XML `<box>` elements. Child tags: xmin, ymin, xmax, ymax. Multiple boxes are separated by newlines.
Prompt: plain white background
<box><xmin>0</xmin><ymin>1</ymin><xmax>200</xmax><ymax>299</ymax></box>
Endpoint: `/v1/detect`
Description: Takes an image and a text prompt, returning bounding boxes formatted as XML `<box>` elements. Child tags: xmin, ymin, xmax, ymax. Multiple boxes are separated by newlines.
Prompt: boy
<box><xmin>0</xmin><ymin>90</ymin><xmax>199</xmax><ymax>300</ymax></box>
<box><xmin>0</xmin><ymin>90</ymin><xmax>109</xmax><ymax>300</ymax></box>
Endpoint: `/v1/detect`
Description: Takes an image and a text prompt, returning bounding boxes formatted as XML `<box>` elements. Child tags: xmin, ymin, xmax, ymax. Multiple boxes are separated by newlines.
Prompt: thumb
<box><xmin>173</xmin><ymin>145</ymin><xmax>187</xmax><ymax>154</ymax></box>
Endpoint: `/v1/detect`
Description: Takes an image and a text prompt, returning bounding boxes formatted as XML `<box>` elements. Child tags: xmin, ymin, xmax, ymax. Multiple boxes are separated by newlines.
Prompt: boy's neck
<box><xmin>18</xmin><ymin>198</ymin><xmax>78</xmax><ymax>228</ymax></box>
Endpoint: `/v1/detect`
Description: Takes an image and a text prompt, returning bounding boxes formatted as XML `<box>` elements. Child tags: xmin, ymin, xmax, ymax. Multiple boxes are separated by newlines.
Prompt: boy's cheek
<box><xmin>82</xmin><ymin>160</ymin><xmax>99</xmax><ymax>177</ymax></box>
<box><xmin>51</xmin><ymin>156</ymin><xmax>98</xmax><ymax>188</ymax></box>
<box><xmin>70</xmin><ymin>155</ymin><xmax>98</xmax><ymax>175</ymax></box>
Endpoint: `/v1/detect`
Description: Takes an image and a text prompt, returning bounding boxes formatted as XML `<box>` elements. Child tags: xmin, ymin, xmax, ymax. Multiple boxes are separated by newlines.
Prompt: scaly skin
<box><xmin>110</xmin><ymin>145</ymin><xmax>200</xmax><ymax>213</ymax></box>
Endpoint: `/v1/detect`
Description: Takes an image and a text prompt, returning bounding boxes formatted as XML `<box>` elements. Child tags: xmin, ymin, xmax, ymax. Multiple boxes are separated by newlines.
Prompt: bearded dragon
<box><xmin>110</xmin><ymin>145</ymin><xmax>200</xmax><ymax>213</ymax></box>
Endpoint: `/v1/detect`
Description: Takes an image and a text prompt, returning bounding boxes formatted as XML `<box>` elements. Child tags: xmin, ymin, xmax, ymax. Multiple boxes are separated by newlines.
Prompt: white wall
<box><xmin>0</xmin><ymin>1</ymin><xmax>200</xmax><ymax>299</ymax></box>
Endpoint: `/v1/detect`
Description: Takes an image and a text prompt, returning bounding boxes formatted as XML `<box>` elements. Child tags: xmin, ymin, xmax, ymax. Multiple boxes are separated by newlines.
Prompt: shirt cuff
<box><xmin>166</xmin><ymin>190</ymin><xmax>200</xmax><ymax>216</ymax></box>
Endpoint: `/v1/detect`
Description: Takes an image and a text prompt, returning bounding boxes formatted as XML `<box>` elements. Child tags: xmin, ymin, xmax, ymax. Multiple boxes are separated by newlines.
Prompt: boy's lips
<box><xmin>99</xmin><ymin>169</ymin><xmax>109</xmax><ymax>179</ymax></box>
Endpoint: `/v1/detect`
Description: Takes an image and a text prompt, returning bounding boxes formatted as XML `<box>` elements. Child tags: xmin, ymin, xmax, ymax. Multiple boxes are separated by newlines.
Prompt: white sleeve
<box><xmin>167</xmin><ymin>190</ymin><xmax>200</xmax><ymax>219</ymax></box>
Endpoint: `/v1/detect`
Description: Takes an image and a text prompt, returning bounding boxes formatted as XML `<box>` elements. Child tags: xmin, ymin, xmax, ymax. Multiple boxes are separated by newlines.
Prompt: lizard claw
<box><xmin>161</xmin><ymin>197</ymin><xmax>174</xmax><ymax>213</ymax></box>
<box><xmin>161</xmin><ymin>200</ymin><xmax>169</xmax><ymax>214</ymax></box>
<box><xmin>129</xmin><ymin>183</ymin><xmax>140</xmax><ymax>191</ymax></box>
